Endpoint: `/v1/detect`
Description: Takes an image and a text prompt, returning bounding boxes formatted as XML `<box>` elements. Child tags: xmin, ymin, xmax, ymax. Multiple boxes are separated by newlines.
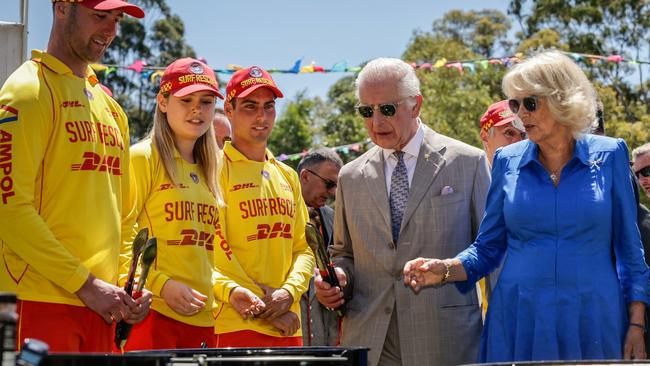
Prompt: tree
<box><xmin>431</xmin><ymin>9</ymin><xmax>512</xmax><ymax>57</ymax></box>
<box><xmin>321</xmin><ymin>76</ymin><xmax>368</xmax><ymax>147</ymax></box>
<box><xmin>268</xmin><ymin>91</ymin><xmax>314</xmax><ymax>157</ymax></box>
<box><xmin>401</xmin><ymin>13</ymin><xmax>512</xmax><ymax>148</ymax></box>
<box><xmin>508</xmin><ymin>0</ymin><xmax>649</xmax><ymax>117</ymax></box>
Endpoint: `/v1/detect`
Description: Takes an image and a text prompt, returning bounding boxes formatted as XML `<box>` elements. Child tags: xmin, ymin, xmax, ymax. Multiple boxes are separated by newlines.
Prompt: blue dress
<box><xmin>456</xmin><ymin>135</ymin><xmax>649</xmax><ymax>362</ymax></box>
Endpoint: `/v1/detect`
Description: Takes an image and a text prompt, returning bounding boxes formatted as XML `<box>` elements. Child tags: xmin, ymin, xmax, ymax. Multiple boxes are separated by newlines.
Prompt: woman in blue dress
<box><xmin>403</xmin><ymin>50</ymin><xmax>649</xmax><ymax>362</ymax></box>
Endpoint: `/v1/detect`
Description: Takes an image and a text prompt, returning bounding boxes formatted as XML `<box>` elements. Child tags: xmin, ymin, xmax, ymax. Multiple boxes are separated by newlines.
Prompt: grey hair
<box><xmin>502</xmin><ymin>51</ymin><xmax>597</xmax><ymax>138</ymax></box>
<box><xmin>297</xmin><ymin>147</ymin><xmax>343</xmax><ymax>172</ymax></box>
<box><xmin>355</xmin><ymin>58</ymin><xmax>420</xmax><ymax>106</ymax></box>
<box><xmin>633</xmin><ymin>143</ymin><xmax>650</xmax><ymax>161</ymax></box>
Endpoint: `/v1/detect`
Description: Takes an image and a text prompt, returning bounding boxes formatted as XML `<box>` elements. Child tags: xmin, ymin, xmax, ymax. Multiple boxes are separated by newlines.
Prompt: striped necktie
<box><xmin>389</xmin><ymin>151</ymin><xmax>409</xmax><ymax>243</ymax></box>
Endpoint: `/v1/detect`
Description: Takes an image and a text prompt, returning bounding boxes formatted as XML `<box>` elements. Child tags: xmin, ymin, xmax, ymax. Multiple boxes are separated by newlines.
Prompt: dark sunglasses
<box><xmin>636</xmin><ymin>166</ymin><xmax>650</xmax><ymax>178</ymax></box>
<box><xmin>508</xmin><ymin>96</ymin><xmax>540</xmax><ymax>114</ymax></box>
<box><xmin>356</xmin><ymin>101</ymin><xmax>404</xmax><ymax>119</ymax></box>
<box><xmin>305</xmin><ymin>168</ymin><xmax>337</xmax><ymax>190</ymax></box>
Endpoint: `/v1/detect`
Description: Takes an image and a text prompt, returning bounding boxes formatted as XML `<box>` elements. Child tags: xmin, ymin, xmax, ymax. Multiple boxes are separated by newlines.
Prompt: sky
<box><xmin>4</xmin><ymin>0</ymin><xmax>513</xmax><ymax>111</ymax></box>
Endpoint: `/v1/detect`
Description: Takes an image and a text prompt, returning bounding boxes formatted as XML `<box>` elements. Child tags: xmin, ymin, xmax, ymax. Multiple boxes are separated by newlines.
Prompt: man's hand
<box><xmin>229</xmin><ymin>286</ymin><xmax>265</xmax><ymax>320</ymax></box>
<box><xmin>403</xmin><ymin>257</ymin><xmax>445</xmax><ymax>294</ymax></box>
<box><xmin>123</xmin><ymin>289</ymin><xmax>153</xmax><ymax>324</ymax></box>
<box><xmin>161</xmin><ymin>279</ymin><xmax>207</xmax><ymax>316</ymax></box>
<box><xmin>266</xmin><ymin>311</ymin><xmax>300</xmax><ymax>337</ymax></box>
<box><xmin>76</xmin><ymin>274</ymin><xmax>134</xmax><ymax>324</ymax></box>
<box><xmin>314</xmin><ymin>267</ymin><xmax>347</xmax><ymax>308</ymax></box>
<box><xmin>257</xmin><ymin>284</ymin><xmax>293</xmax><ymax>320</ymax></box>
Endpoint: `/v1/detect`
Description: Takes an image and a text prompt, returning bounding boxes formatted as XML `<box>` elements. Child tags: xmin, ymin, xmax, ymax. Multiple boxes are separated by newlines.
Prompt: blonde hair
<box><xmin>502</xmin><ymin>51</ymin><xmax>596</xmax><ymax>137</ymax></box>
<box><xmin>151</xmin><ymin>94</ymin><xmax>223</xmax><ymax>205</ymax></box>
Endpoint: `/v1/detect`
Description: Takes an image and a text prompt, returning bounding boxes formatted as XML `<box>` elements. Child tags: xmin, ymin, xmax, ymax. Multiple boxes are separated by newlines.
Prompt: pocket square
<box><xmin>440</xmin><ymin>186</ymin><xmax>454</xmax><ymax>195</ymax></box>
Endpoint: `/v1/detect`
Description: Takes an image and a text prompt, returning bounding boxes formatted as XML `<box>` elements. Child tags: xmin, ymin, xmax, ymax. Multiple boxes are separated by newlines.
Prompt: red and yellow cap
<box><xmin>225</xmin><ymin>66</ymin><xmax>283</xmax><ymax>103</ymax></box>
<box><xmin>480</xmin><ymin>100</ymin><xmax>517</xmax><ymax>132</ymax></box>
<box><xmin>52</xmin><ymin>0</ymin><xmax>145</xmax><ymax>19</ymax></box>
<box><xmin>159</xmin><ymin>58</ymin><xmax>224</xmax><ymax>99</ymax></box>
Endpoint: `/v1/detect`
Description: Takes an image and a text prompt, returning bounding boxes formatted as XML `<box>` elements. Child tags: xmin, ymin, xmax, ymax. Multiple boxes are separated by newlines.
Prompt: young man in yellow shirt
<box><xmin>214</xmin><ymin>66</ymin><xmax>315</xmax><ymax>347</ymax></box>
<box><xmin>0</xmin><ymin>0</ymin><xmax>151</xmax><ymax>352</ymax></box>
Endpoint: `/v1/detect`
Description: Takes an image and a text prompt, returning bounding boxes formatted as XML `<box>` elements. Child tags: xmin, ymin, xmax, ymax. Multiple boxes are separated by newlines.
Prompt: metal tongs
<box><xmin>305</xmin><ymin>209</ymin><xmax>346</xmax><ymax>316</ymax></box>
<box><xmin>114</xmin><ymin>229</ymin><xmax>157</xmax><ymax>350</ymax></box>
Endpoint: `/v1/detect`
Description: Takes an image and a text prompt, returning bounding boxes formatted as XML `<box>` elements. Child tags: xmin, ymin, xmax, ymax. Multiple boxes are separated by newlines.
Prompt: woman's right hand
<box><xmin>161</xmin><ymin>279</ymin><xmax>207</xmax><ymax>316</ymax></box>
<box><xmin>403</xmin><ymin>257</ymin><xmax>446</xmax><ymax>294</ymax></box>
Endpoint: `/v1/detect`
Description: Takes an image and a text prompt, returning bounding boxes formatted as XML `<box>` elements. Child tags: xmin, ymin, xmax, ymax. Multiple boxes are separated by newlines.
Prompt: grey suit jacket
<box><xmin>301</xmin><ymin>206</ymin><xmax>339</xmax><ymax>346</ymax></box>
<box><xmin>331</xmin><ymin>126</ymin><xmax>490</xmax><ymax>366</ymax></box>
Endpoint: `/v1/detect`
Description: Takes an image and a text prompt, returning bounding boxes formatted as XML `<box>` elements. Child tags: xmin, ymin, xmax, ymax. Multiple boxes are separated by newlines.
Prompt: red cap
<box><xmin>480</xmin><ymin>100</ymin><xmax>517</xmax><ymax>132</ymax></box>
<box><xmin>159</xmin><ymin>58</ymin><xmax>224</xmax><ymax>99</ymax></box>
<box><xmin>52</xmin><ymin>0</ymin><xmax>145</xmax><ymax>19</ymax></box>
<box><xmin>225</xmin><ymin>66</ymin><xmax>283</xmax><ymax>103</ymax></box>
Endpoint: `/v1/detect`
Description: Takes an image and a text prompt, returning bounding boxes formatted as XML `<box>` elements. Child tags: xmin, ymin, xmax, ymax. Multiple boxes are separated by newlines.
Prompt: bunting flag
<box><xmin>92</xmin><ymin>51</ymin><xmax>648</xmax><ymax>85</ymax></box>
<box><xmin>276</xmin><ymin>139</ymin><xmax>374</xmax><ymax>162</ymax></box>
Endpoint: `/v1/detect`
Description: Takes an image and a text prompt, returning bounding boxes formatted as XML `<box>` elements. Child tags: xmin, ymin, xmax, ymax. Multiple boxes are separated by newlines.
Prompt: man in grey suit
<box><xmin>297</xmin><ymin>148</ymin><xmax>343</xmax><ymax>346</ymax></box>
<box><xmin>314</xmin><ymin>58</ymin><xmax>491</xmax><ymax>366</ymax></box>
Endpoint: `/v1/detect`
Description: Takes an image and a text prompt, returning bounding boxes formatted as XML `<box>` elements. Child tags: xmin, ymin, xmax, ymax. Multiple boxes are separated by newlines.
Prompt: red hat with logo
<box><xmin>52</xmin><ymin>0</ymin><xmax>145</xmax><ymax>19</ymax></box>
<box><xmin>159</xmin><ymin>58</ymin><xmax>224</xmax><ymax>99</ymax></box>
<box><xmin>480</xmin><ymin>100</ymin><xmax>517</xmax><ymax>132</ymax></box>
<box><xmin>225</xmin><ymin>66</ymin><xmax>283</xmax><ymax>103</ymax></box>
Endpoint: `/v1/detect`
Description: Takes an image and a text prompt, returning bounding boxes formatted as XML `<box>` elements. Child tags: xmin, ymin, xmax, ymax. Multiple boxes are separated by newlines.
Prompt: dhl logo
<box><xmin>229</xmin><ymin>182</ymin><xmax>259</xmax><ymax>192</ymax></box>
<box><xmin>61</xmin><ymin>100</ymin><xmax>83</xmax><ymax>108</ymax></box>
<box><xmin>247</xmin><ymin>222</ymin><xmax>292</xmax><ymax>242</ymax></box>
<box><xmin>71</xmin><ymin>151</ymin><xmax>121</xmax><ymax>175</ymax></box>
<box><xmin>158</xmin><ymin>183</ymin><xmax>189</xmax><ymax>191</ymax></box>
<box><xmin>167</xmin><ymin>229</ymin><xmax>214</xmax><ymax>251</ymax></box>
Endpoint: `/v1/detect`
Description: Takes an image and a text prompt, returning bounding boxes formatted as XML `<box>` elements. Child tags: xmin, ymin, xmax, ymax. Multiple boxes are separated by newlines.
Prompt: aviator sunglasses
<box><xmin>356</xmin><ymin>100</ymin><xmax>406</xmax><ymax>119</ymax></box>
<box><xmin>508</xmin><ymin>96</ymin><xmax>540</xmax><ymax>114</ymax></box>
<box><xmin>636</xmin><ymin>166</ymin><xmax>650</xmax><ymax>178</ymax></box>
<box><xmin>305</xmin><ymin>169</ymin><xmax>337</xmax><ymax>190</ymax></box>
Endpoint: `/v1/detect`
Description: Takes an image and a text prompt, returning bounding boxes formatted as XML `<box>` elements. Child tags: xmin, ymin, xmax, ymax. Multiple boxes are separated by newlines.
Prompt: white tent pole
<box><xmin>20</xmin><ymin>0</ymin><xmax>29</xmax><ymax>61</ymax></box>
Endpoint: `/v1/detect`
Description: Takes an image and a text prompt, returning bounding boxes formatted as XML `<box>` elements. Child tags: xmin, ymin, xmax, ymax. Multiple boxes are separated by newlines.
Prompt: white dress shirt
<box><xmin>383</xmin><ymin>121</ymin><xmax>424</xmax><ymax>192</ymax></box>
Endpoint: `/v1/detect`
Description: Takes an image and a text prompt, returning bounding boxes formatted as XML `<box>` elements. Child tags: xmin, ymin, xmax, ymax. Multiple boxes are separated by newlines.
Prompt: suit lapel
<box><xmin>401</xmin><ymin>128</ymin><xmax>445</xmax><ymax>228</ymax></box>
<box><xmin>361</xmin><ymin>147</ymin><xmax>391</xmax><ymax>229</ymax></box>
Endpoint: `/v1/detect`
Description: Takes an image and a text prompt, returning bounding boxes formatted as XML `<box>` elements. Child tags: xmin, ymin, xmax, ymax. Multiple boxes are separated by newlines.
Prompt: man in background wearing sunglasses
<box><xmin>314</xmin><ymin>57</ymin><xmax>490</xmax><ymax>366</ymax></box>
<box><xmin>297</xmin><ymin>148</ymin><xmax>344</xmax><ymax>347</ymax></box>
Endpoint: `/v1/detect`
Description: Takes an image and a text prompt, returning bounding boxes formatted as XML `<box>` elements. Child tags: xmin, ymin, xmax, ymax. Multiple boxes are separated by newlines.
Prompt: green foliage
<box><xmin>508</xmin><ymin>0</ymin><xmax>649</xmax><ymax>119</ymax></box>
<box><xmin>431</xmin><ymin>9</ymin><xmax>512</xmax><ymax>57</ymax></box>
<box><xmin>268</xmin><ymin>91</ymin><xmax>314</xmax><ymax>157</ymax></box>
<box><xmin>401</xmin><ymin>16</ymin><xmax>510</xmax><ymax>148</ymax></box>
<box><xmin>515</xmin><ymin>28</ymin><xmax>568</xmax><ymax>54</ymax></box>
<box><xmin>417</xmin><ymin>66</ymin><xmax>506</xmax><ymax>148</ymax></box>
<box><xmin>321</xmin><ymin>76</ymin><xmax>368</xmax><ymax>147</ymax></box>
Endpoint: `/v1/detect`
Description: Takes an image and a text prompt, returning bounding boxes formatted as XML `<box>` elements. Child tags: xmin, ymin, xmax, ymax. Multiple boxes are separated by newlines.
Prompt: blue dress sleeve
<box><xmin>455</xmin><ymin>148</ymin><xmax>509</xmax><ymax>293</ymax></box>
<box><xmin>612</xmin><ymin>139</ymin><xmax>650</xmax><ymax>304</ymax></box>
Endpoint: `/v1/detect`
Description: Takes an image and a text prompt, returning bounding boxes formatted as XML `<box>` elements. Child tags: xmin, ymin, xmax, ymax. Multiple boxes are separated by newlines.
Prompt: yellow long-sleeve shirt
<box><xmin>0</xmin><ymin>50</ymin><xmax>129</xmax><ymax>305</ymax></box>
<box><xmin>120</xmin><ymin>139</ymin><xmax>217</xmax><ymax>326</ymax></box>
<box><xmin>214</xmin><ymin>142</ymin><xmax>314</xmax><ymax>337</ymax></box>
